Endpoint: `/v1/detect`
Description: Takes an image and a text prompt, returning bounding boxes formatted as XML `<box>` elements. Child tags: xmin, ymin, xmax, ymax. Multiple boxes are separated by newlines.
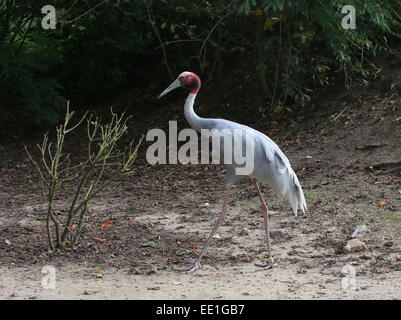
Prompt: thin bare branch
<box><xmin>144</xmin><ymin>0</ymin><xmax>174</xmax><ymax>79</ymax></box>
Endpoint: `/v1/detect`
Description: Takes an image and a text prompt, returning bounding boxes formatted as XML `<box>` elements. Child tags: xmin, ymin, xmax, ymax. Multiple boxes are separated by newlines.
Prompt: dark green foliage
<box><xmin>227</xmin><ymin>0</ymin><xmax>401</xmax><ymax>114</ymax></box>
<box><xmin>58</xmin><ymin>0</ymin><xmax>153</xmax><ymax>99</ymax></box>
<box><xmin>0</xmin><ymin>0</ymin><xmax>66</xmax><ymax>124</ymax></box>
<box><xmin>0</xmin><ymin>39</ymin><xmax>65</xmax><ymax>124</ymax></box>
<box><xmin>0</xmin><ymin>0</ymin><xmax>400</xmax><ymax>125</ymax></box>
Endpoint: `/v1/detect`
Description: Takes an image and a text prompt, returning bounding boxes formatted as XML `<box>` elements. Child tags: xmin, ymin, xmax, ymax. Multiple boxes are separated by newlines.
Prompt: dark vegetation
<box><xmin>1</xmin><ymin>0</ymin><xmax>401</xmax><ymax>128</ymax></box>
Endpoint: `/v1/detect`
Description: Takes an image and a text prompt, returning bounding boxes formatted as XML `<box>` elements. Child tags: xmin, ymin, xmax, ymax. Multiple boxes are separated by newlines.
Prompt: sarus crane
<box><xmin>158</xmin><ymin>71</ymin><xmax>307</xmax><ymax>272</ymax></box>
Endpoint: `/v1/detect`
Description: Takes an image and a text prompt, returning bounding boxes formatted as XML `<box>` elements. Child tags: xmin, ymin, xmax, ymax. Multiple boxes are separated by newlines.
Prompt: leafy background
<box><xmin>1</xmin><ymin>0</ymin><xmax>400</xmax><ymax>126</ymax></box>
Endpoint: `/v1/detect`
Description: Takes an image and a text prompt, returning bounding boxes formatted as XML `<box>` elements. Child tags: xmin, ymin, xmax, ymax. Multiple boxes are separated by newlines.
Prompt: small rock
<box><xmin>297</xmin><ymin>268</ymin><xmax>307</xmax><ymax>274</ymax></box>
<box><xmin>146</xmin><ymin>266</ymin><xmax>158</xmax><ymax>275</ymax></box>
<box><xmin>83</xmin><ymin>289</ymin><xmax>98</xmax><ymax>295</ymax></box>
<box><xmin>4</xmin><ymin>239</ymin><xmax>11</xmax><ymax>245</ymax></box>
<box><xmin>344</xmin><ymin>239</ymin><xmax>367</xmax><ymax>253</ymax></box>
<box><xmin>270</xmin><ymin>230</ymin><xmax>286</xmax><ymax>238</ymax></box>
<box><xmin>326</xmin><ymin>227</ymin><xmax>337</xmax><ymax>233</ymax></box>
<box><xmin>147</xmin><ymin>286</ymin><xmax>160</xmax><ymax>291</ymax></box>
<box><xmin>129</xmin><ymin>267</ymin><xmax>144</xmax><ymax>275</ymax></box>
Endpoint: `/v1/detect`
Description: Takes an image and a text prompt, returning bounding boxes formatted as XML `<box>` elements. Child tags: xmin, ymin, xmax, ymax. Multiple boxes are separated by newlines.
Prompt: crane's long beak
<box><xmin>157</xmin><ymin>79</ymin><xmax>181</xmax><ymax>99</ymax></box>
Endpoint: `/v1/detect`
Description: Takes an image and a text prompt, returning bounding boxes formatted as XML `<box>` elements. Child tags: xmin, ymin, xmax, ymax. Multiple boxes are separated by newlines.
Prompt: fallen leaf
<box><xmin>100</xmin><ymin>219</ymin><xmax>113</xmax><ymax>228</ymax></box>
<box><xmin>377</xmin><ymin>199</ymin><xmax>391</xmax><ymax>207</ymax></box>
<box><xmin>190</xmin><ymin>242</ymin><xmax>200</xmax><ymax>249</ymax></box>
<box><xmin>255</xmin><ymin>8</ymin><xmax>264</xmax><ymax>16</ymax></box>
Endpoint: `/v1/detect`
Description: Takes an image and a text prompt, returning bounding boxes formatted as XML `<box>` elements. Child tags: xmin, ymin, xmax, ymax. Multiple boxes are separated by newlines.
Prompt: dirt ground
<box><xmin>0</xmin><ymin>76</ymin><xmax>400</xmax><ymax>300</ymax></box>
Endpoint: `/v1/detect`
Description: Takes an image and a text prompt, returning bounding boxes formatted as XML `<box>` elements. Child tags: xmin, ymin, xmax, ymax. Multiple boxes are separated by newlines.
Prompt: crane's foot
<box><xmin>173</xmin><ymin>260</ymin><xmax>201</xmax><ymax>272</ymax></box>
<box><xmin>254</xmin><ymin>257</ymin><xmax>275</xmax><ymax>269</ymax></box>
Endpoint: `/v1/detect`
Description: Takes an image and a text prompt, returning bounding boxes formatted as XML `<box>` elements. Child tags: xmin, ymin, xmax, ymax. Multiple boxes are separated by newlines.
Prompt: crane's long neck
<box><xmin>184</xmin><ymin>93</ymin><xmax>206</xmax><ymax>132</ymax></box>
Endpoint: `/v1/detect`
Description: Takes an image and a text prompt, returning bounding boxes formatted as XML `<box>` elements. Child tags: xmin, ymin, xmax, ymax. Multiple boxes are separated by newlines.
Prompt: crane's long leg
<box><xmin>253</xmin><ymin>179</ymin><xmax>274</xmax><ymax>269</ymax></box>
<box><xmin>173</xmin><ymin>184</ymin><xmax>232</xmax><ymax>272</ymax></box>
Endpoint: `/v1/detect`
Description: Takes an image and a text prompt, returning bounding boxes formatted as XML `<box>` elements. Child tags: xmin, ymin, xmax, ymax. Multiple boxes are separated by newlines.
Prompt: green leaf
<box><xmin>141</xmin><ymin>241</ymin><xmax>158</xmax><ymax>248</ymax></box>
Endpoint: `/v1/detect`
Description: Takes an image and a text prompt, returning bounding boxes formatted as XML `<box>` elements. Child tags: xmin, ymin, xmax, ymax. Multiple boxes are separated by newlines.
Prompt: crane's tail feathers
<box><xmin>286</xmin><ymin>168</ymin><xmax>307</xmax><ymax>217</ymax></box>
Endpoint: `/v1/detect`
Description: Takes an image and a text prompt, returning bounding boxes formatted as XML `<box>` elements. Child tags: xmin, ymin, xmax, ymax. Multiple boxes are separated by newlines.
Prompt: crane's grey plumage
<box><xmin>158</xmin><ymin>71</ymin><xmax>306</xmax><ymax>272</ymax></box>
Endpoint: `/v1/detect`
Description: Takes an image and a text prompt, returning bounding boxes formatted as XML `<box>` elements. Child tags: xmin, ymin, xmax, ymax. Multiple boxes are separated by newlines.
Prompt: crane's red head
<box><xmin>157</xmin><ymin>71</ymin><xmax>201</xmax><ymax>99</ymax></box>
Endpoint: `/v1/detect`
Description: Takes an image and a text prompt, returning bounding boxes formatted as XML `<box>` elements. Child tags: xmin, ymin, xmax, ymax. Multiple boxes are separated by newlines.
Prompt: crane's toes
<box><xmin>173</xmin><ymin>261</ymin><xmax>201</xmax><ymax>272</ymax></box>
<box><xmin>254</xmin><ymin>257</ymin><xmax>275</xmax><ymax>269</ymax></box>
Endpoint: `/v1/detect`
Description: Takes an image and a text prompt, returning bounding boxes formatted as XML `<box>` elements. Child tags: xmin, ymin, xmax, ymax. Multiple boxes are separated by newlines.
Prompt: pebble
<box><xmin>147</xmin><ymin>286</ymin><xmax>160</xmax><ymax>290</ymax></box>
<box><xmin>83</xmin><ymin>289</ymin><xmax>98</xmax><ymax>295</ymax></box>
<box><xmin>146</xmin><ymin>266</ymin><xmax>158</xmax><ymax>275</ymax></box>
<box><xmin>270</xmin><ymin>230</ymin><xmax>286</xmax><ymax>238</ymax></box>
<box><xmin>344</xmin><ymin>239</ymin><xmax>367</xmax><ymax>253</ymax></box>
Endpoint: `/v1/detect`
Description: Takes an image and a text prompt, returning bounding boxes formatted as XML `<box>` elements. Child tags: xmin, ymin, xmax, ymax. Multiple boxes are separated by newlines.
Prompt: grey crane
<box><xmin>158</xmin><ymin>71</ymin><xmax>307</xmax><ymax>272</ymax></box>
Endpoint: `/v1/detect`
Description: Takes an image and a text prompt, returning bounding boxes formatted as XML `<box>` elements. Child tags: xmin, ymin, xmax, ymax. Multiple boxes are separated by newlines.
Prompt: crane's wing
<box><xmin>262</xmin><ymin>141</ymin><xmax>307</xmax><ymax>216</ymax></box>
